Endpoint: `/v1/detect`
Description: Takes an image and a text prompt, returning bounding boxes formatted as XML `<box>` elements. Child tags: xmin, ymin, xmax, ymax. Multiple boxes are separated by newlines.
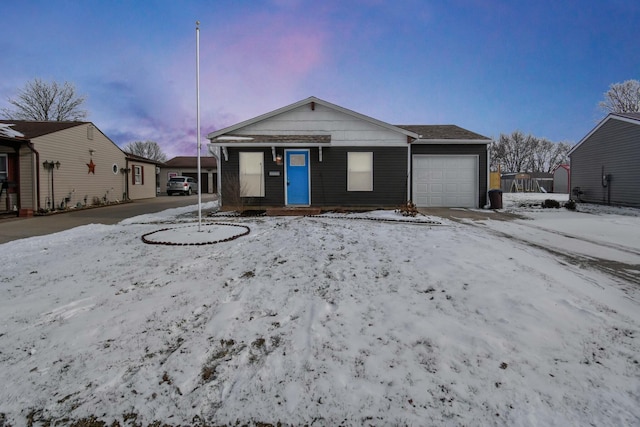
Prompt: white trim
<box><xmin>406</xmin><ymin>147</ymin><xmax>411</xmax><ymax>202</ymax></box>
<box><xmin>133</xmin><ymin>165</ymin><xmax>143</xmax><ymax>185</ymax></box>
<box><xmin>217</xmin><ymin>135</ymin><xmax>254</xmax><ymax>141</ymax></box>
<box><xmin>284</xmin><ymin>149</ymin><xmax>311</xmax><ymax>206</ymax></box>
<box><xmin>568</xmin><ymin>113</ymin><xmax>640</xmax><ymax>156</ymax></box>
<box><xmin>347</xmin><ymin>151</ymin><xmax>374</xmax><ymax>192</ymax></box>
<box><xmin>213</xmin><ymin>142</ymin><xmax>329</xmax><ymax>148</ymax></box>
<box><xmin>411</xmin><ymin>154</ymin><xmax>479</xmax><ymax>208</ymax></box>
<box><xmin>211</xmin><ymin>141</ymin><xmax>406</xmax><ymax>148</ymax></box>
<box><xmin>319</xmin><ymin>146</ymin><xmax>323</xmax><ymax>162</ymax></box>
<box><xmin>413</xmin><ymin>139</ymin><xmax>490</xmax><ymax>145</ymax></box>
<box><xmin>239</xmin><ymin>152</ymin><xmax>265</xmax><ymax>197</ymax></box>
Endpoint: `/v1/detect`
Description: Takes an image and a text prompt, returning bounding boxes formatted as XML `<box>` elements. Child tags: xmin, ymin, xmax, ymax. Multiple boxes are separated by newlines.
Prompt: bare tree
<box><xmin>599</xmin><ymin>79</ymin><xmax>640</xmax><ymax>114</ymax></box>
<box><xmin>527</xmin><ymin>138</ymin><xmax>572</xmax><ymax>173</ymax></box>
<box><xmin>491</xmin><ymin>131</ymin><xmax>536</xmax><ymax>172</ymax></box>
<box><xmin>122</xmin><ymin>140</ymin><xmax>168</xmax><ymax>162</ymax></box>
<box><xmin>1</xmin><ymin>79</ymin><xmax>88</xmax><ymax>121</ymax></box>
<box><xmin>491</xmin><ymin>131</ymin><xmax>572</xmax><ymax>173</ymax></box>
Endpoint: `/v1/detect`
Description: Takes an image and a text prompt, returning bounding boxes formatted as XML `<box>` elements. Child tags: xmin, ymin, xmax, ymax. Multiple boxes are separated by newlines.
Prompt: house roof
<box><xmin>211</xmin><ymin>134</ymin><xmax>331</xmax><ymax>147</ymax></box>
<box><xmin>207</xmin><ymin>96</ymin><xmax>420</xmax><ymax>141</ymax></box>
<box><xmin>0</xmin><ymin>120</ymin><xmax>86</xmax><ymax>139</ymax></box>
<box><xmin>125</xmin><ymin>152</ymin><xmax>165</xmax><ymax>166</ymax></box>
<box><xmin>568</xmin><ymin>112</ymin><xmax>640</xmax><ymax>156</ymax></box>
<box><xmin>396</xmin><ymin>125</ymin><xmax>491</xmax><ymax>143</ymax></box>
<box><xmin>164</xmin><ymin>156</ymin><xmax>217</xmax><ymax>169</ymax></box>
<box><xmin>612</xmin><ymin>112</ymin><xmax>640</xmax><ymax>121</ymax></box>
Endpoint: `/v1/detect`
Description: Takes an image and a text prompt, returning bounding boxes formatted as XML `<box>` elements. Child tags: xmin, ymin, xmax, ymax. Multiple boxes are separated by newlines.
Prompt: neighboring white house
<box><xmin>0</xmin><ymin>120</ymin><xmax>158</xmax><ymax>215</ymax></box>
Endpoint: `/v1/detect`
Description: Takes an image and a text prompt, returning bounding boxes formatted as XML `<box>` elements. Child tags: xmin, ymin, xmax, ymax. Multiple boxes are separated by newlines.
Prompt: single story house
<box><xmin>568</xmin><ymin>112</ymin><xmax>640</xmax><ymax>207</ymax></box>
<box><xmin>207</xmin><ymin>96</ymin><xmax>490</xmax><ymax>210</ymax></box>
<box><xmin>159</xmin><ymin>156</ymin><xmax>218</xmax><ymax>195</ymax></box>
<box><xmin>0</xmin><ymin>120</ymin><xmax>157</xmax><ymax>215</ymax></box>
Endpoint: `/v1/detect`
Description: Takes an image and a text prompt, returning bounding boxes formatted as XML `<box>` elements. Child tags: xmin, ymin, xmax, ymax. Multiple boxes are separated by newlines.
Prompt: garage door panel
<box><xmin>429</xmin><ymin>183</ymin><xmax>444</xmax><ymax>192</ymax></box>
<box><xmin>413</xmin><ymin>155</ymin><xmax>478</xmax><ymax>208</ymax></box>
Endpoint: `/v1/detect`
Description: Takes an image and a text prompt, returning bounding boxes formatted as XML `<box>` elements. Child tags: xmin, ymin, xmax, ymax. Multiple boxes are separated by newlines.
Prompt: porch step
<box><xmin>266</xmin><ymin>207</ymin><xmax>321</xmax><ymax>216</ymax></box>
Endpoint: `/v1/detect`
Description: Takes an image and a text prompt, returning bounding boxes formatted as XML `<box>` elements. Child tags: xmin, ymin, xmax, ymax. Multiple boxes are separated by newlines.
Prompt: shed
<box><xmin>552</xmin><ymin>164</ymin><xmax>570</xmax><ymax>193</ymax></box>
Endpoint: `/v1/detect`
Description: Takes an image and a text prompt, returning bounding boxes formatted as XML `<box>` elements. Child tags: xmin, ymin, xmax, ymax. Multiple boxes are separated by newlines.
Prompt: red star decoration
<box><xmin>87</xmin><ymin>159</ymin><xmax>96</xmax><ymax>174</ymax></box>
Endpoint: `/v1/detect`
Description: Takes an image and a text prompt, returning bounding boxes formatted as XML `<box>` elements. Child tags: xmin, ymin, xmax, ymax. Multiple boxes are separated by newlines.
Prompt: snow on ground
<box><xmin>0</xmin><ymin>195</ymin><xmax>639</xmax><ymax>426</ymax></box>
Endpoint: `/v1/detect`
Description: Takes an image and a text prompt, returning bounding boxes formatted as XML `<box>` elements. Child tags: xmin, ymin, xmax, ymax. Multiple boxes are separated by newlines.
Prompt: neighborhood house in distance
<box><xmin>0</xmin><ymin>120</ymin><xmax>160</xmax><ymax>216</ymax></box>
<box><xmin>207</xmin><ymin>96</ymin><xmax>491</xmax><ymax>211</ymax></box>
<box><xmin>159</xmin><ymin>156</ymin><xmax>218</xmax><ymax>196</ymax></box>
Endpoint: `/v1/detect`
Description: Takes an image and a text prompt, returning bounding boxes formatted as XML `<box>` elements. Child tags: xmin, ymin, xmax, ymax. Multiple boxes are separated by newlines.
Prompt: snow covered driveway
<box><xmin>0</xmin><ymin>200</ymin><xmax>639</xmax><ymax>426</ymax></box>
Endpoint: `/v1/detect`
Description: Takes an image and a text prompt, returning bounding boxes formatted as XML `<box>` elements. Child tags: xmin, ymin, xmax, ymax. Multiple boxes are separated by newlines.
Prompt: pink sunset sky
<box><xmin>1</xmin><ymin>0</ymin><xmax>638</xmax><ymax>158</ymax></box>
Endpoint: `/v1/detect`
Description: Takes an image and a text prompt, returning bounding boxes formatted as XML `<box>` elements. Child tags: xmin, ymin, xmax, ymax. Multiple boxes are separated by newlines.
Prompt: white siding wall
<box><xmin>235</xmin><ymin>103</ymin><xmax>407</xmax><ymax>146</ymax></box>
<box><xmin>127</xmin><ymin>162</ymin><xmax>157</xmax><ymax>199</ymax></box>
<box><xmin>33</xmin><ymin>124</ymin><xmax>127</xmax><ymax>209</ymax></box>
<box><xmin>19</xmin><ymin>146</ymin><xmax>36</xmax><ymax>210</ymax></box>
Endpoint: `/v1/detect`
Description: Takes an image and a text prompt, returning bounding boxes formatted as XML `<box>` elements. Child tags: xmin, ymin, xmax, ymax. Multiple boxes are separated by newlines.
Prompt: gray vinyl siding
<box><xmin>312</xmin><ymin>147</ymin><xmax>408</xmax><ymax>207</ymax></box>
<box><xmin>224</xmin><ymin>147</ymin><xmax>408</xmax><ymax>208</ymax></box>
<box><xmin>224</xmin><ymin>148</ymin><xmax>283</xmax><ymax>206</ymax></box>
<box><xmin>410</xmin><ymin>144</ymin><xmax>488</xmax><ymax>207</ymax></box>
<box><xmin>570</xmin><ymin>119</ymin><xmax>640</xmax><ymax>207</ymax></box>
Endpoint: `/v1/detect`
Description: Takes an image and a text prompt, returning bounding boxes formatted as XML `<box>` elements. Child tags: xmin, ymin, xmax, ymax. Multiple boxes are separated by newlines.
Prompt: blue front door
<box><xmin>285</xmin><ymin>150</ymin><xmax>310</xmax><ymax>205</ymax></box>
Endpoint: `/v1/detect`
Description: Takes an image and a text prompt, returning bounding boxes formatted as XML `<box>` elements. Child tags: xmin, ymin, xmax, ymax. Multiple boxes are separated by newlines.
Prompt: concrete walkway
<box><xmin>0</xmin><ymin>195</ymin><xmax>213</xmax><ymax>244</ymax></box>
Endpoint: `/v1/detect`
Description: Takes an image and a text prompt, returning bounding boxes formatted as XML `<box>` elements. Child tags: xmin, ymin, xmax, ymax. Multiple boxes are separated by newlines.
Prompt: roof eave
<box><xmin>412</xmin><ymin>138</ymin><xmax>491</xmax><ymax>145</ymax></box>
<box><xmin>209</xmin><ymin>141</ymin><xmax>331</xmax><ymax>148</ymax></box>
<box><xmin>568</xmin><ymin>113</ymin><xmax>640</xmax><ymax>156</ymax></box>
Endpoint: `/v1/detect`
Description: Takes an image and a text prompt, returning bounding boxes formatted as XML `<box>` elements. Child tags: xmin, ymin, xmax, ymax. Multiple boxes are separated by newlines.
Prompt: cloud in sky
<box><xmin>1</xmin><ymin>0</ymin><xmax>639</xmax><ymax>158</ymax></box>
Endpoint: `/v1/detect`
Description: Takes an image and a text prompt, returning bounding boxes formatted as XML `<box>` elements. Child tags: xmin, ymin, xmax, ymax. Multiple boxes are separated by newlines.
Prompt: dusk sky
<box><xmin>1</xmin><ymin>0</ymin><xmax>638</xmax><ymax>158</ymax></box>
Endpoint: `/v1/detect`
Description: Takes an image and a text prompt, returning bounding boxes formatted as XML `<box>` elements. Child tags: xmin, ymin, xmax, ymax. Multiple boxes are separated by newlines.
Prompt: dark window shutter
<box><xmin>141</xmin><ymin>166</ymin><xmax>144</xmax><ymax>185</ymax></box>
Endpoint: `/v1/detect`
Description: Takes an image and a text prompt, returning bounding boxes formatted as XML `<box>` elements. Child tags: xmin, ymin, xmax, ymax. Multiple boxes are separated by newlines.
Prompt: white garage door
<box><xmin>412</xmin><ymin>155</ymin><xmax>478</xmax><ymax>208</ymax></box>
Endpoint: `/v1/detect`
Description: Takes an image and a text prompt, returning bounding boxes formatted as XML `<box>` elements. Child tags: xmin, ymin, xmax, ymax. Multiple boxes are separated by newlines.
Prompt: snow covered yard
<box><xmin>0</xmin><ymin>197</ymin><xmax>639</xmax><ymax>426</ymax></box>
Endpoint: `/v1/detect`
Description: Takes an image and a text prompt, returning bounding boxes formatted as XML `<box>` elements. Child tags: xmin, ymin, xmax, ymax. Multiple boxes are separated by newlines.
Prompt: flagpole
<box><xmin>196</xmin><ymin>20</ymin><xmax>202</xmax><ymax>231</ymax></box>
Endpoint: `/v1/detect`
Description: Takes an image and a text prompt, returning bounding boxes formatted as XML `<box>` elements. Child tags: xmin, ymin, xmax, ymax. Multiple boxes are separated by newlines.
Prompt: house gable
<box><xmin>208</xmin><ymin>97</ymin><xmax>418</xmax><ymax>147</ymax></box>
<box><xmin>569</xmin><ymin>113</ymin><xmax>640</xmax><ymax>156</ymax></box>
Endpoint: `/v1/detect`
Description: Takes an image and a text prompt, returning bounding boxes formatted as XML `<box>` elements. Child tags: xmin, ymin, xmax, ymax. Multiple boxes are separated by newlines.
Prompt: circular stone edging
<box><xmin>141</xmin><ymin>222</ymin><xmax>250</xmax><ymax>246</ymax></box>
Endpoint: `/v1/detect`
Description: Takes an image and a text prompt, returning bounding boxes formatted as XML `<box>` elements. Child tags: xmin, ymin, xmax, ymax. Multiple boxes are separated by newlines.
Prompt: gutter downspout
<box><xmin>125</xmin><ymin>159</ymin><xmax>130</xmax><ymax>200</ymax></box>
<box><xmin>486</xmin><ymin>145</ymin><xmax>491</xmax><ymax>208</ymax></box>
<box><xmin>26</xmin><ymin>142</ymin><xmax>41</xmax><ymax>211</ymax></box>
<box><xmin>406</xmin><ymin>137</ymin><xmax>413</xmax><ymax>202</ymax></box>
<box><xmin>207</xmin><ymin>143</ymin><xmax>222</xmax><ymax>209</ymax></box>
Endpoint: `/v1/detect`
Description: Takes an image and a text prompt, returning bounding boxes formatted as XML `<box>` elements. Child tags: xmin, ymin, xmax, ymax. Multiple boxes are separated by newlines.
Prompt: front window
<box><xmin>134</xmin><ymin>165</ymin><xmax>143</xmax><ymax>185</ymax></box>
<box><xmin>239</xmin><ymin>152</ymin><xmax>264</xmax><ymax>197</ymax></box>
<box><xmin>0</xmin><ymin>154</ymin><xmax>7</xmax><ymax>182</ymax></box>
<box><xmin>347</xmin><ymin>152</ymin><xmax>373</xmax><ymax>191</ymax></box>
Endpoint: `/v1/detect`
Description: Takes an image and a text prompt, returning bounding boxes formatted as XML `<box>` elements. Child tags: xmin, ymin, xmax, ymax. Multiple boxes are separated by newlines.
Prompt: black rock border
<box><xmin>141</xmin><ymin>222</ymin><xmax>251</xmax><ymax>246</ymax></box>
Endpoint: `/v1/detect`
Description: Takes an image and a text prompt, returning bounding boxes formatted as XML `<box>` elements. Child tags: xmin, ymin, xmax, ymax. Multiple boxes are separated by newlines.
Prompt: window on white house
<box><xmin>347</xmin><ymin>152</ymin><xmax>373</xmax><ymax>191</ymax></box>
<box><xmin>134</xmin><ymin>165</ymin><xmax>143</xmax><ymax>185</ymax></box>
<box><xmin>239</xmin><ymin>152</ymin><xmax>265</xmax><ymax>197</ymax></box>
<box><xmin>0</xmin><ymin>154</ymin><xmax>7</xmax><ymax>182</ymax></box>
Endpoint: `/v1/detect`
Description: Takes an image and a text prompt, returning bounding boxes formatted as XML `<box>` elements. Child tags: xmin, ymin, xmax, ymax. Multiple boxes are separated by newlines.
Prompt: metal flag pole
<box><xmin>196</xmin><ymin>20</ymin><xmax>202</xmax><ymax>231</ymax></box>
